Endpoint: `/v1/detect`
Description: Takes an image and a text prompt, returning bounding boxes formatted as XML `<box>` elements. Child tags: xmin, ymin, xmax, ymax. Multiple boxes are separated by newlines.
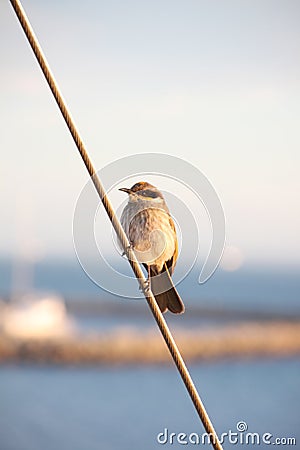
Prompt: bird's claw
<box><xmin>122</xmin><ymin>242</ymin><xmax>134</xmax><ymax>257</ymax></box>
<box><xmin>140</xmin><ymin>278</ymin><xmax>150</xmax><ymax>293</ymax></box>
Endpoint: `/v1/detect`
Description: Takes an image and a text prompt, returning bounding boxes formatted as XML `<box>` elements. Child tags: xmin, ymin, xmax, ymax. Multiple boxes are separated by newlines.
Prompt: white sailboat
<box><xmin>0</xmin><ymin>195</ymin><xmax>75</xmax><ymax>340</ymax></box>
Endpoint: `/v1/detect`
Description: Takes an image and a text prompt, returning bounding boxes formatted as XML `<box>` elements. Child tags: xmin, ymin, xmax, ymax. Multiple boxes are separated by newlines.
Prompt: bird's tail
<box><xmin>150</xmin><ymin>264</ymin><xmax>185</xmax><ymax>314</ymax></box>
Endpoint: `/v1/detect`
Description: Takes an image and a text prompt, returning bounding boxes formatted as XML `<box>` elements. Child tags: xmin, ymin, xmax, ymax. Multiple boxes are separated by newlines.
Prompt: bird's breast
<box><xmin>121</xmin><ymin>204</ymin><xmax>176</xmax><ymax>272</ymax></box>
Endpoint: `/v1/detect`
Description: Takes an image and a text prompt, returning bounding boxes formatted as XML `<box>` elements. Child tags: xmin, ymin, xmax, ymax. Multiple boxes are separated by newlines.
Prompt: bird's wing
<box><xmin>165</xmin><ymin>215</ymin><xmax>178</xmax><ymax>276</ymax></box>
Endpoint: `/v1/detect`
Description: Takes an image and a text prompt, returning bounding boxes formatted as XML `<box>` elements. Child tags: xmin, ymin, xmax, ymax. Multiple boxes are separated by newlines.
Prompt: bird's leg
<box><xmin>122</xmin><ymin>241</ymin><xmax>134</xmax><ymax>257</ymax></box>
<box><xmin>144</xmin><ymin>266</ymin><xmax>151</xmax><ymax>292</ymax></box>
<box><xmin>139</xmin><ymin>266</ymin><xmax>151</xmax><ymax>292</ymax></box>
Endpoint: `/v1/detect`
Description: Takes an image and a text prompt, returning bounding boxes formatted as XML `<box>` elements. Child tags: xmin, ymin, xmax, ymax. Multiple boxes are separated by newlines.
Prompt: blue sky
<box><xmin>1</xmin><ymin>0</ymin><xmax>299</xmax><ymax>269</ymax></box>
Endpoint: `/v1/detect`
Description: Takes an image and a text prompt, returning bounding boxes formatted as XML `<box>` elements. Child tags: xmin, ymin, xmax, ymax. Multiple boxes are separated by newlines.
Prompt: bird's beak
<box><xmin>119</xmin><ymin>187</ymin><xmax>132</xmax><ymax>194</ymax></box>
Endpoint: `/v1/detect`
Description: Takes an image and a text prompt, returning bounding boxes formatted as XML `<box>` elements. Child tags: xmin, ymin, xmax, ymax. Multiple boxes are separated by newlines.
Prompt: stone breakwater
<box><xmin>0</xmin><ymin>321</ymin><xmax>299</xmax><ymax>365</ymax></box>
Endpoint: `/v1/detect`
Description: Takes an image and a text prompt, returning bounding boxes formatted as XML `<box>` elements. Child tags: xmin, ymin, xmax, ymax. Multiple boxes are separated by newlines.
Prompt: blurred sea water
<box><xmin>0</xmin><ymin>260</ymin><xmax>299</xmax><ymax>449</ymax></box>
<box><xmin>1</xmin><ymin>259</ymin><xmax>299</xmax><ymax>315</ymax></box>
<box><xmin>0</xmin><ymin>360</ymin><xmax>299</xmax><ymax>450</ymax></box>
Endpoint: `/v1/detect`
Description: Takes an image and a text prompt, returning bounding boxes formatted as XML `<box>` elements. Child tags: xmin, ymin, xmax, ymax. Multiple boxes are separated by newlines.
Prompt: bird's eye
<box><xmin>140</xmin><ymin>189</ymin><xmax>160</xmax><ymax>199</ymax></box>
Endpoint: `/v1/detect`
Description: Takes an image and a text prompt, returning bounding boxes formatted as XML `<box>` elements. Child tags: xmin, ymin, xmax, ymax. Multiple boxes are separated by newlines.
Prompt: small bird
<box><xmin>119</xmin><ymin>181</ymin><xmax>185</xmax><ymax>314</ymax></box>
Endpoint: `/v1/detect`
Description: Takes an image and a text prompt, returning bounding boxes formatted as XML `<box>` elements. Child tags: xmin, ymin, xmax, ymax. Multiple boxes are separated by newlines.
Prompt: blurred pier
<box><xmin>0</xmin><ymin>298</ymin><xmax>299</xmax><ymax>365</ymax></box>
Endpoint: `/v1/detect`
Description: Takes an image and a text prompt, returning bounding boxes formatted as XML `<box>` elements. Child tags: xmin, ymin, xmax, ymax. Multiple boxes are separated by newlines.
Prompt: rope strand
<box><xmin>9</xmin><ymin>1</ymin><xmax>223</xmax><ymax>448</ymax></box>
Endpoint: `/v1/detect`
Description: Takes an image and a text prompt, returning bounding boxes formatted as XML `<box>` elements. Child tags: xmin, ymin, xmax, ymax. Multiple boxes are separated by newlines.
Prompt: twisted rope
<box><xmin>9</xmin><ymin>1</ymin><xmax>223</xmax><ymax>448</ymax></box>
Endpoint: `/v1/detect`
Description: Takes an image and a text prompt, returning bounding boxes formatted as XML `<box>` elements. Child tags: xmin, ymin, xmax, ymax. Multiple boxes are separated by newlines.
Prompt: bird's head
<box><xmin>119</xmin><ymin>181</ymin><xmax>164</xmax><ymax>203</ymax></box>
